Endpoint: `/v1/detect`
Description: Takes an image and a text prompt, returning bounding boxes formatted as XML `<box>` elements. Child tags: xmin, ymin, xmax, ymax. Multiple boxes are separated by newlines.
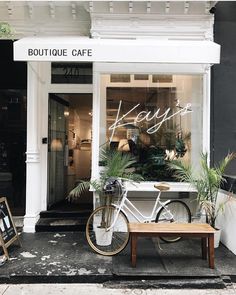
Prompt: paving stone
<box><xmin>0</xmin><ymin>232</ymin><xmax>112</xmax><ymax>283</ymax></box>
<box><xmin>0</xmin><ymin>232</ymin><xmax>236</xmax><ymax>287</ymax></box>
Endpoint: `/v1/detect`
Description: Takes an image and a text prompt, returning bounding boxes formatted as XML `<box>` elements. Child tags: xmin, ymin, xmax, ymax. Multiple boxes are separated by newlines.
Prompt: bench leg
<box><xmin>201</xmin><ymin>237</ymin><xmax>207</xmax><ymax>260</ymax></box>
<box><xmin>208</xmin><ymin>234</ymin><xmax>215</xmax><ymax>269</ymax></box>
<box><xmin>131</xmin><ymin>233</ymin><xmax>137</xmax><ymax>267</ymax></box>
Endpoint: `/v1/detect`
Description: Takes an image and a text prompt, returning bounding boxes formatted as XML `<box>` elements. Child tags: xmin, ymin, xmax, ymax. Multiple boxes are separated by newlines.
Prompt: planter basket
<box><xmin>94</xmin><ymin>202</ymin><xmax>115</xmax><ymax>246</ymax></box>
<box><xmin>95</xmin><ymin>227</ymin><xmax>113</xmax><ymax>246</ymax></box>
<box><xmin>214</xmin><ymin>228</ymin><xmax>221</xmax><ymax>248</ymax></box>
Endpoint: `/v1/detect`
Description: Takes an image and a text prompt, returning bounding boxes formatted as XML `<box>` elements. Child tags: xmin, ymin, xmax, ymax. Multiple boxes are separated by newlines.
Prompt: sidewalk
<box><xmin>0</xmin><ymin>284</ymin><xmax>236</xmax><ymax>295</ymax></box>
<box><xmin>0</xmin><ymin>232</ymin><xmax>236</xmax><ymax>288</ymax></box>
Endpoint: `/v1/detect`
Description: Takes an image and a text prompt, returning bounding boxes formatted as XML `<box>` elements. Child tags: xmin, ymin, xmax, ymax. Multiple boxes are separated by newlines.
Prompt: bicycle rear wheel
<box><xmin>155</xmin><ymin>200</ymin><xmax>191</xmax><ymax>243</ymax></box>
<box><xmin>86</xmin><ymin>205</ymin><xmax>129</xmax><ymax>256</ymax></box>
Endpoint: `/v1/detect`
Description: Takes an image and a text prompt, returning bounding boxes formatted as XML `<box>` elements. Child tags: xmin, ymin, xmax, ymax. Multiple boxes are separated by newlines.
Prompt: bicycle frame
<box><xmin>107</xmin><ymin>188</ymin><xmax>174</xmax><ymax>231</ymax></box>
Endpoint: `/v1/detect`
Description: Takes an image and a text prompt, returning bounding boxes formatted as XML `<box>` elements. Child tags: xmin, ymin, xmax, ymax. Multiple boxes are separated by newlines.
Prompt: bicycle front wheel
<box><xmin>86</xmin><ymin>205</ymin><xmax>129</xmax><ymax>256</ymax></box>
<box><xmin>155</xmin><ymin>200</ymin><xmax>191</xmax><ymax>243</ymax></box>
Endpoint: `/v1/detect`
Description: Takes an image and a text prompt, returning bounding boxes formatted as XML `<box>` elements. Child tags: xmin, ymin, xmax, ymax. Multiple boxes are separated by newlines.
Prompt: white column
<box><xmin>24</xmin><ymin>62</ymin><xmax>41</xmax><ymax>232</ymax></box>
<box><xmin>39</xmin><ymin>62</ymin><xmax>50</xmax><ymax>212</ymax></box>
<box><xmin>92</xmin><ymin>63</ymin><xmax>102</xmax><ymax>209</ymax></box>
<box><xmin>202</xmin><ymin>67</ymin><xmax>211</xmax><ymax>158</ymax></box>
<box><xmin>91</xmin><ymin>63</ymin><xmax>100</xmax><ymax>180</ymax></box>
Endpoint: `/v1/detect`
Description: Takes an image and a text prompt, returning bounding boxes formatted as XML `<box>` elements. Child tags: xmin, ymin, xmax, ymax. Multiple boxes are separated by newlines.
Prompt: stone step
<box><xmin>35</xmin><ymin>217</ymin><xmax>88</xmax><ymax>232</ymax></box>
<box><xmin>39</xmin><ymin>210</ymin><xmax>92</xmax><ymax>219</ymax></box>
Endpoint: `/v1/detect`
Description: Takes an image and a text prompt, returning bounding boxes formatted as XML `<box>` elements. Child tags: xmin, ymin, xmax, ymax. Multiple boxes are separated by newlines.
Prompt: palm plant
<box><xmin>168</xmin><ymin>152</ymin><xmax>235</xmax><ymax>228</ymax></box>
<box><xmin>68</xmin><ymin>148</ymin><xmax>143</xmax><ymax>204</ymax></box>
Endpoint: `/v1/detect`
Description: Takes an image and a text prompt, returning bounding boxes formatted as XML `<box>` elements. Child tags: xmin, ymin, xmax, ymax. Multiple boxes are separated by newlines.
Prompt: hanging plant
<box><xmin>0</xmin><ymin>23</ymin><xmax>14</xmax><ymax>38</ymax></box>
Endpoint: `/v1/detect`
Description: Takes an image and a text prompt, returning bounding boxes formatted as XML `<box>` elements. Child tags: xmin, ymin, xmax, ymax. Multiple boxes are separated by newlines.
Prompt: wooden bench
<box><xmin>129</xmin><ymin>223</ymin><xmax>216</xmax><ymax>269</ymax></box>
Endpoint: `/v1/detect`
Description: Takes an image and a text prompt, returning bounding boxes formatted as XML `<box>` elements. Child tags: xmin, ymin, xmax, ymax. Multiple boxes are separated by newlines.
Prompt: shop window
<box><xmin>101</xmin><ymin>74</ymin><xmax>203</xmax><ymax>181</ymax></box>
<box><xmin>51</xmin><ymin>62</ymin><xmax>92</xmax><ymax>84</ymax></box>
<box><xmin>0</xmin><ymin>41</ymin><xmax>27</xmax><ymax>89</ymax></box>
<box><xmin>0</xmin><ymin>90</ymin><xmax>27</xmax><ymax>214</ymax></box>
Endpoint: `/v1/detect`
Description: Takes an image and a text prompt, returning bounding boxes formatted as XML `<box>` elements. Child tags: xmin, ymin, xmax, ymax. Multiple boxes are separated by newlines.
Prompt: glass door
<box><xmin>48</xmin><ymin>94</ymin><xmax>68</xmax><ymax>208</ymax></box>
<box><xmin>47</xmin><ymin>93</ymin><xmax>93</xmax><ymax>209</ymax></box>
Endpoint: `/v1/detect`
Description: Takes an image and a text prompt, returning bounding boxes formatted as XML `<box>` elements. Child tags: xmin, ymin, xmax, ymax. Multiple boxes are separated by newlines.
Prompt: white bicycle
<box><xmin>86</xmin><ymin>181</ymin><xmax>191</xmax><ymax>256</ymax></box>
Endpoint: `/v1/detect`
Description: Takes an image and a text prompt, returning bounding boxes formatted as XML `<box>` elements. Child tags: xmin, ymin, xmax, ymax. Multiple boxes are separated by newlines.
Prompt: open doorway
<box><xmin>47</xmin><ymin>93</ymin><xmax>92</xmax><ymax>211</ymax></box>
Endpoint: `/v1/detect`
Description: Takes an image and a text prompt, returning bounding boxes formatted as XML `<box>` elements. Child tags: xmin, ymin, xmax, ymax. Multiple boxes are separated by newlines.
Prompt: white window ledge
<box><xmin>125</xmin><ymin>181</ymin><xmax>196</xmax><ymax>192</ymax></box>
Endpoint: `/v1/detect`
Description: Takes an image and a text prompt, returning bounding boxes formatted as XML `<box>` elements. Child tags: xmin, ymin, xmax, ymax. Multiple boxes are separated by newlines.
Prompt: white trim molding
<box><xmin>23</xmin><ymin>214</ymin><xmax>40</xmax><ymax>233</ymax></box>
<box><xmin>24</xmin><ymin>62</ymin><xmax>42</xmax><ymax>232</ymax></box>
<box><xmin>91</xmin><ymin>14</ymin><xmax>214</xmax><ymax>40</ymax></box>
<box><xmin>92</xmin><ymin>62</ymin><xmax>212</xmax><ymax>183</ymax></box>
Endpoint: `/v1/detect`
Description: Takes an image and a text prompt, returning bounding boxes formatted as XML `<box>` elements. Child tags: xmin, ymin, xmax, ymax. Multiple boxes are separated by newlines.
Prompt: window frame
<box><xmin>91</xmin><ymin>62</ymin><xmax>211</xmax><ymax>188</ymax></box>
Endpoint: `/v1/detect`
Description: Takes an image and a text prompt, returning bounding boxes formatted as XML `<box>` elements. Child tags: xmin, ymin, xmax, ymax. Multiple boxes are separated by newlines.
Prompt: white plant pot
<box><xmin>95</xmin><ymin>227</ymin><xmax>113</xmax><ymax>246</ymax></box>
<box><xmin>214</xmin><ymin>228</ymin><xmax>221</xmax><ymax>248</ymax></box>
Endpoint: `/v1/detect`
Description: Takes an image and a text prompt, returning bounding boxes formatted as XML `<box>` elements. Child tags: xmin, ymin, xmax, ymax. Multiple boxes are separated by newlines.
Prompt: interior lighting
<box><xmin>51</xmin><ymin>138</ymin><xmax>63</xmax><ymax>152</ymax></box>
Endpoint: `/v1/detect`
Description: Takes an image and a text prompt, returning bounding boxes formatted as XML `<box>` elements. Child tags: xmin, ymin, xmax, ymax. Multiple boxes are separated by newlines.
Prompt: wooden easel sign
<box><xmin>0</xmin><ymin>197</ymin><xmax>21</xmax><ymax>259</ymax></box>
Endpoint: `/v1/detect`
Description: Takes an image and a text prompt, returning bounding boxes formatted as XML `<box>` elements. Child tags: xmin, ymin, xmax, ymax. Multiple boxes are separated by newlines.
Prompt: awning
<box><xmin>14</xmin><ymin>37</ymin><xmax>220</xmax><ymax>64</ymax></box>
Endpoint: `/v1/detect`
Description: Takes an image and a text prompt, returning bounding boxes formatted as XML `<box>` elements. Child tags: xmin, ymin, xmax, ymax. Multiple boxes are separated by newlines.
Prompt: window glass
<box><xmin>0</xmin><ymin>90</ymin><xmax>26</xmax><ymax>214</ymax></box>
<box><xmin>101</xmin><ymin>74</ymin><xmax>203</xmax><ymax>181</ymax></box>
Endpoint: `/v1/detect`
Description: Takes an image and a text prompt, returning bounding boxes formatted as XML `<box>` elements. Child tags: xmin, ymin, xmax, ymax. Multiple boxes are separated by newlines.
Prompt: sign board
<box><xmin>0</xmin><ymin>197</ymin><xmax>21</xmax><ymax>259</ymax></box>
<box><xmin>13</xmin><ymin>37</ymin><xmax>221</xmax><ymax>64</ymax></box>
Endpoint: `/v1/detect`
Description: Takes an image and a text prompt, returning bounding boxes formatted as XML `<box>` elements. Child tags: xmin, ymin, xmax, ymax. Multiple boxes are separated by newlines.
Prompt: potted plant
<box><xmin>68</xmin><ymin>148</ymin><xmax>142</xmax><ymax>201</ymax></box>
<box><xmin>168</xmin><ymin>152</ymin><xmax>235</xmax><ymax>247</ymax></box>
<box><xmin>68</xmin><ymin>148</ymin><xmax>143</xmax><ymax>245</ymax></box>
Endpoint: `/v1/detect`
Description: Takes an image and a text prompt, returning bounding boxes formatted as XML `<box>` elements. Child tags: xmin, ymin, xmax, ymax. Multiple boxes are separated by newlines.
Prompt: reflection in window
<box><xmin>101</xmin><ymin>74</ymin><xmax>203</xmax><ymax>181</ymax></box>
<box><xmin>0</xmin><ymin>90</ymin><xmax>27</xmax><ymax>214</ymax></box>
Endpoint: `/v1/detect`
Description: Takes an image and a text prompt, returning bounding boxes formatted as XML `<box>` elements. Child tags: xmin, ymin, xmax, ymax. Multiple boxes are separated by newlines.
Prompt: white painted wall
<box><xmin>216</xmin><ymin>190</ymin><xmax>236</xmax><ymax>255</ymax></box>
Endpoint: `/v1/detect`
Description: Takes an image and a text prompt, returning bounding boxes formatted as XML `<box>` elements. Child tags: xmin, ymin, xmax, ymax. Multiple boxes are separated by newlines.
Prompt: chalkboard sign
<box><xmin>0</xmin><ymin>197</ymin><xmax>21</xmax><ymax>259</ymax></box>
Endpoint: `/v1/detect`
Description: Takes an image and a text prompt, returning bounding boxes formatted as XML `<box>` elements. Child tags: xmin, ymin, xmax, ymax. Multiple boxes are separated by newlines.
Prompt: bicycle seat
<box><xmin>154</xmin><ymin>183</ymin><xmax>170</xmax><ymax>191</ymax></box>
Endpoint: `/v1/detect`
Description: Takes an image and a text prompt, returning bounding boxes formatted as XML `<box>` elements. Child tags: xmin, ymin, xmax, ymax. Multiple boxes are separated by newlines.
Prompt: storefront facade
<box><xmin>0</xmin><ymin>1</ymin><xmax>220</xmax><ymax>232</ymax></box>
